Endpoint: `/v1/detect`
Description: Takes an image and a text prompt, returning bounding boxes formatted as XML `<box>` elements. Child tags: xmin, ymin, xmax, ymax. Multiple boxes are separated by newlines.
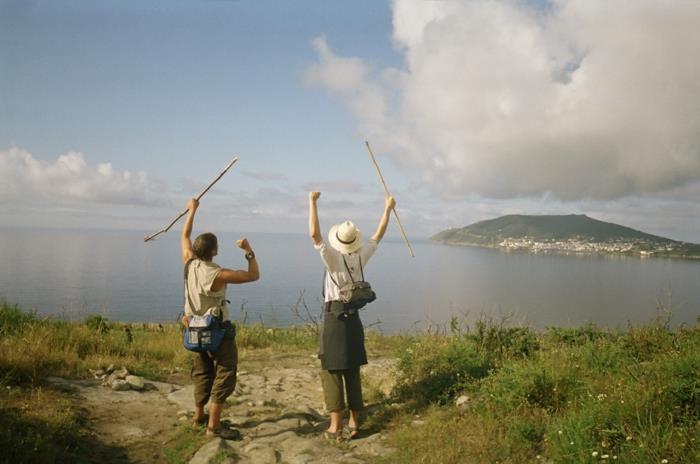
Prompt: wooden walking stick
<box><xmin>144</xmin><ymin>157</ymin><xmax>239</xmax><ymax>242</ymax></box>
<box><xmin>364</xmin><ymin>141</ymin><xmax>415</xmax><ymax>257</ymax></box>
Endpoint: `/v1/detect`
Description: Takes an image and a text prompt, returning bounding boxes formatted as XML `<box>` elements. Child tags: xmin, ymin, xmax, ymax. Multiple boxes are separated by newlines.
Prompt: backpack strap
<box><xmin>323</xmin><ymin>253</ymin><xmax>364</xmax><ymax>297</ymax></box>
<box><xmin>183</xmin><ymin>258</ymin><xmax>196</xmax><ymax>313</ymax></box>
<box><xmin>342</xmin><ymin>254</ymin><xmax>365</xmax><ymax>282</ymax></box>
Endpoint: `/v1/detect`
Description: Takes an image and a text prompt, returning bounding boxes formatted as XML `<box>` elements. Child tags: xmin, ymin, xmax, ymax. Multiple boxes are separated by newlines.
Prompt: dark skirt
<box><xmin>319</xmin><ymin>301</ymin><xmax>368</xmax><ymax>371</ymax></box>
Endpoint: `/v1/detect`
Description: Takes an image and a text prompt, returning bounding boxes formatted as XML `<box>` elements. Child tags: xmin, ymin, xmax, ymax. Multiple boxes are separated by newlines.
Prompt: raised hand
<box><xmin>236</xmin><ymin>238</ymin><xmax>252</xmax><ymax>252</ymax></box>
<box><xmin>187</xmin><ymin>198</ymin><xmax>199</xmax><ymax>211</ymax></box>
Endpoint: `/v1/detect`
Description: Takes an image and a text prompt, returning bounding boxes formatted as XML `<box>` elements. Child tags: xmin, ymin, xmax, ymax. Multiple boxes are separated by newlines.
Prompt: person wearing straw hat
<box><xmin>181</xmin><ymin>198</ymin><xmax>260</xmax><ymax>440</ymax></box>
<box><xmin>308</xmin><ymin>191</ymin><xmax>395</xmax><ymax>441</ymax></box>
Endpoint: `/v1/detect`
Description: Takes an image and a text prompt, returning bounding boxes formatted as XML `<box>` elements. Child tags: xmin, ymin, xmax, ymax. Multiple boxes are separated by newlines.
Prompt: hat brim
<box><xmin>328</xmin><ymin>223</ymin><xmax>364</xmax><ymax>254</ymax></box>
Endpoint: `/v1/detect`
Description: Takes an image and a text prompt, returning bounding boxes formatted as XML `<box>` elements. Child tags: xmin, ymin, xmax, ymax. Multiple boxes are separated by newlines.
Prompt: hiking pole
<box><xmin>364</xmin><ymin>141</ymin><xmax>415</xmax><ymax>257</ymax></box>
<box><xmin>144</xmin><ymin>157</ymin><xmax>239</xmax><ymax>242</ymax></box>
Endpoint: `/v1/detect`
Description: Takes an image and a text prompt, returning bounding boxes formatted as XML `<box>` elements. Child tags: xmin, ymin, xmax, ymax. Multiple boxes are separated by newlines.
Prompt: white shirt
<box><xmin>315</xmin><ymin>239</ymin><xmax>378</xmax><ymax>302</ymax></box>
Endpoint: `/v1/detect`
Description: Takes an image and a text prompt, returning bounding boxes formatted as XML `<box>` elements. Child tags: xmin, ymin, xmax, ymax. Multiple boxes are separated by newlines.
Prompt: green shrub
<box><xmin>510</xmin><ymin>420</ymin><xmax>546</xmax><ymax>451</ymax></box>
<box><xmin>546</xmin><ymin>323</ymin><xmax>605</xmax><ymax>346</ymax></box>
<box><xmin>0</xmin><ymin>301</ymin><xmax>37</xmax><ymax>335</ymax></box>
<box><xmin>394</xmin><ymin>337</ymin><xmax>493</xmax><ymax>405</ymax></box>
<box><xmin>84</xmin><ymin>314</ymin><xmax>110</xmax><ymax>334</ymax></box>
<box><xmin>471</xmin><ymin>322</ymin><xmax>539</xmax><ymax>359</ymax></box>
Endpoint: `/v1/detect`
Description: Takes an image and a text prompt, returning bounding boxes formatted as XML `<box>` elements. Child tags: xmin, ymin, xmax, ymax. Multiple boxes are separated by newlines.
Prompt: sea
<box><xmin>1</xmin><ymin>228</ymin><xmax>699</xmax><ymax>333</ymax></box>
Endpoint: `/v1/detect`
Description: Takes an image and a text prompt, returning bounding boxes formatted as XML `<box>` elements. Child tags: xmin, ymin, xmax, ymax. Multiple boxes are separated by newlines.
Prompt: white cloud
<box><xmin>0</xmin><ymin>147</ymin><xmax>164</xmax><ymax>205</ymax></box>
<box><xmin>302</xmin><ymin>179</ymin><xmax>366</xmax><ymax>193</ymax></box>
<box><xmin>306</xmin><ymin>0</ymin><xmax>700</xmax><ymax>201</ymax></box>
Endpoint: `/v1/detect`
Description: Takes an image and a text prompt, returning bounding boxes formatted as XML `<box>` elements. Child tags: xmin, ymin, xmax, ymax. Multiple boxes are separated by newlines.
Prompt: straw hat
<box><xmin>328</xmin><ymin>220</ymin><xmax>364</xmax><ymax>254</ymax></box>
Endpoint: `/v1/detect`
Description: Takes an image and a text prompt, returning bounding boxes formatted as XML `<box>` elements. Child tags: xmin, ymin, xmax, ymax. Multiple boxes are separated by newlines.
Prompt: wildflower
<box><xmin>570</xmin><ymin>441</ymin><xmax>574</xmax><ymax>445</ymax></box>
<box><xmin>620</xmin><ymin>400</ymin><xmax>625</xmax><ymax>404</ymax></box>
<box><xmin>602</xmin><ymin>455</ymin><xmax>609</xmax><ymax>459</ymax></box>
<box><xmin>626</xmin><ymin>436</ymin><xmax>633</xmax><ymax>441</ymax></box>
<box><xmin>613</xmin><ymin>457</ymin><xmax>618</xmax><ymax>460</ymax></box>
<box><xmin>558</xmin><ymin>430</ymin><xmax>563</xmax><ymax>435</ymax></box>
<box><xmin>592</xmin><ymin>451</ymin><xmax>599</xmax><ymax>457</ymax></box>
<box><xmin>661</xmin><ymin>460</ymin><xmax>668</xmax><ymax>464</ymax></box>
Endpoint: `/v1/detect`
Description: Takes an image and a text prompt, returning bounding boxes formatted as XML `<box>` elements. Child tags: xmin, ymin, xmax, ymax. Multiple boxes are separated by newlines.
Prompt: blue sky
<box><xmin>2</xmin><ymin>0</ymin><xmax>700</xmax><ymax>241</ymax></box>
<box><xmin>1</xmin><ymin>0</ymin><xmax>396</xmax><ymax>179</ymax></box>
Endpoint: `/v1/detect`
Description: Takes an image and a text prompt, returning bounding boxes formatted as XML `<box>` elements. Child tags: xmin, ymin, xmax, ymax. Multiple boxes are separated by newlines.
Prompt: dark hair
<box><xmin>193</xmin><ymin>233</ymin><xmax>218</xmax><ymax>261</ymax></box>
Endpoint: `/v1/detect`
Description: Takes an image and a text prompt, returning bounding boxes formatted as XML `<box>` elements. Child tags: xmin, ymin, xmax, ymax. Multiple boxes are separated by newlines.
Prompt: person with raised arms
<box><xmin>308</xmin><ymin>191</ymin><xmax>395</xmax><ymax>441</ymax></box>
<box><xmin>180</xmin><ymin>198</ymin><xmax>259</xmax><ymax>440</ymax></box>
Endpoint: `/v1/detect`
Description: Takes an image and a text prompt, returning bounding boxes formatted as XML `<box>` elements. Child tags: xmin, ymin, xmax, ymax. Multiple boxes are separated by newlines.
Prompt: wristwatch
<box><xmin>245</xmin><ymin>251</ymin><xmax>255</xmax><ymax>261</ymax></box>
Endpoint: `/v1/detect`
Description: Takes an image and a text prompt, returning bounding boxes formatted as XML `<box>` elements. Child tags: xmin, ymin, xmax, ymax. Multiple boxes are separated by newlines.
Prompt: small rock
<box><xmin>255</xmin><ymin>400</ymin><xmax>265</xmax><ymax>407</ymax></box>
<box><xmin>125</xmin><ymin>375</ymin><xmax>145</xmax><ymax>391</ymax></box>
<box><xmin>111</xmin><ymin>379</ymin><xmax>131</xmax><ymax>391</ymax></box>
<box><xmin>238</xmin><ymin>371</ymin><xmax>248</xmax><ymax>376</ymax></box>
<box><xmin>105</xmin><ymin>364</ymin><xmax>116</xmax><ymax>374</ymax></box>
<box><xmin>103</xmin><ymin>373</ymin><xmax>118</xmax><ymax>386</ymax></box>
<box><xmin>189</xmin><ymin>438</ymin><xmax>232</xmax><ymax>464</ymax></box>
<box><xmin>114</xmin><ymin>367</ymin><xmax>129</xmax><ymax>380</ymax></box>
<box><xmin>149</xmin><ymin>380</ymin><xmax>176</xmax><ymax>394</ymax></box>
<box><xmin>177</xmin><ymin>410</ymin><xmax>189</xmax><ymax>417</ymax></box>
<box><xmin>411</xmin><ymin>420</ymin><xmax>425</xmax><ymax>427</ymax></box>
<box><xmin>455</xmin><ymin>395</ymin><xmax>470</xmax><ymax>408</ymax></box>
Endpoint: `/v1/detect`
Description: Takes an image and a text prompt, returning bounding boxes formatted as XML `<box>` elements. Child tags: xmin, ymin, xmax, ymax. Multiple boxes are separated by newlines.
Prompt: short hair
<box><xmin>193</xmin><ymin>233</ymin><xmax>218</xmax><ymax>261</ymax></box>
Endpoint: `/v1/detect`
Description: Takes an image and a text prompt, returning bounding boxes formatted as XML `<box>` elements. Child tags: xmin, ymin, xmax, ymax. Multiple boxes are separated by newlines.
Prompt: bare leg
<box><xmin>208</xmin><ymin>402</ymin><xmax>224</xmax><ymax>430</ymax></box>
<box><xmin>194</xmin><ymin>405</ymin><xmax>207</xmax><ymax>423</ymax></box>
<box><xmin>348</xmin><ymin>409</ymin><xmax>360</xmax><ymax>430</ymax></box>
<box><xmin>328</xmin><ymin>410</ymin><xmax>343</xmax><ymax>434</ymax></box>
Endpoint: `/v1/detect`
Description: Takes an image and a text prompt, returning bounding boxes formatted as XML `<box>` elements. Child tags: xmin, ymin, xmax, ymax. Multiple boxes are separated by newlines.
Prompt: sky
<box><xmin>2</xmin><ymin>0</ymin><xmax>700</xmax><ymax>242</ymax></box>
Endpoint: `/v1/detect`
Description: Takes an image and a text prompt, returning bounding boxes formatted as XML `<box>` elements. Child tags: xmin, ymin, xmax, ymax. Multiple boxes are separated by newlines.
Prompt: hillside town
<box><xmin>497</xmin><ymin>237</ymin><xmax>679</xmax><ymax>256</ymax></box>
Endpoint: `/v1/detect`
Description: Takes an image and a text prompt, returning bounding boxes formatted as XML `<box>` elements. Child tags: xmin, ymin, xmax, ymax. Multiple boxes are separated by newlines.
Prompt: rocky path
<box><xmin>47</xmin><ymin>354</ymin><xmax>398</xmax><ymax>463</ymax></box>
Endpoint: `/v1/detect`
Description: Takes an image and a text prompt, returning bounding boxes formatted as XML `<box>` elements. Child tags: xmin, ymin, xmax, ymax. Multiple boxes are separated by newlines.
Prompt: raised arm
<box><xmin>371</xmin><ymin>195</ymin><xmax>396</xmax><ymax>243</ymax></box>
<box><xmin>308</xmin><ymin>191</ymin><xmax>322</xmax><ymax>246</ymax></box>
<box><xmin>212</xmin><ymin>238</ymin><xmax>260</xmax><ymax>288</ymax></box>
<box><xmin>181</xmin><ymin>198</ymin><xmax>198</xmax><ymax>264</ymax></box>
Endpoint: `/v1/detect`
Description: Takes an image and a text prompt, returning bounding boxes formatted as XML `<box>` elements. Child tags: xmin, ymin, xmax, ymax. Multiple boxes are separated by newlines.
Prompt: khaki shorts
<box><xmin>320</xmin><ymin>367</ymin><xmax>363</xmax><ymax>412</ymax></box>
<box><xmin>191</xmin><ymin>337</ymin><xmax>238</xmax><ymax>406</ymax></box>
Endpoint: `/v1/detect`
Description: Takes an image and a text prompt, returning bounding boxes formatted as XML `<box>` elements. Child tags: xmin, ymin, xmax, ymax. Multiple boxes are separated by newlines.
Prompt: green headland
<box><xmin>431</xmin><ymin>214</ymin><xmax>700</xmax><ymax>258</ymax></box>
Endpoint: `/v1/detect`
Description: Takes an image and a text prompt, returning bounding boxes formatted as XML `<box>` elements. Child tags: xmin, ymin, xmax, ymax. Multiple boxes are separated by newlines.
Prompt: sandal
<box><xmin>347</xmin><ymin>426</ymin><xmax>361</xmax><ymax>440</ymax></box>
<box><xmin>323</xmin><ymin>430</ymin><xmax>342</xmax><ymax>442</ymax></box>
<box><xmin>206</xmin><ymin>426</ymin><xmax>242</xmax><ymax>441</ymax></box>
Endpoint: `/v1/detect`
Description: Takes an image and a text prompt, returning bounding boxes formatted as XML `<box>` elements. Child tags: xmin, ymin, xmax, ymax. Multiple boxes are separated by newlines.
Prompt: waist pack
<box><xmin>326</xmin><ymin>254</ymin><xmax>376</xmax><ymax>314</ymax></box>
<box><xmin>183</xmin><ymin>314</ymin><xmax>226</xmax><ymax>352</ymax></box>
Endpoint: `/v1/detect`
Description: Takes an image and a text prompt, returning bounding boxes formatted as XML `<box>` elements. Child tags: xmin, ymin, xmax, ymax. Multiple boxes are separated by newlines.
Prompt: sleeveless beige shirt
<box><xmin>184</xmin><ymin>259</ymin><xmax>230</xmax><ymax>321</ymax></box>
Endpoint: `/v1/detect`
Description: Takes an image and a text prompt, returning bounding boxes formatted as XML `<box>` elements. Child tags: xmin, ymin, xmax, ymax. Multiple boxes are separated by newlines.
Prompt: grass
<box><xmin>370</xmin><ymin>315</ymin><xmax>700</xmax><ymax>463</ymax></box>
<box><xmin>0</xmin><ymin>383</ymin><xmax>128</xmax><ymax>463</ymax></box>
<box><xmin>0</xmin><ymin>301</ymin><xmax>324</xmax><ymax>463</ymax></box>
<box><xmin>3</xmin><ymin>301</ymin><xmax>700</xmax><ymax>463</ymax></box>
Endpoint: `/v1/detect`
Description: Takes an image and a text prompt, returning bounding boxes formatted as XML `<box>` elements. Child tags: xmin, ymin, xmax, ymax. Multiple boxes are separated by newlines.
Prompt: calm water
<box><xmin>1</xmin><ymin>228</ymin><xmax>699</xmax><ymax>332</ymax></box>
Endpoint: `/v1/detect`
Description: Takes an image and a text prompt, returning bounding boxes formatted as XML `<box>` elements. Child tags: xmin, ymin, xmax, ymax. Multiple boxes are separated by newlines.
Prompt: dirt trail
<box><xmin>48</xmin><ymin>353</ymin><xmax>398</xmax><ymax>463</ymax></box>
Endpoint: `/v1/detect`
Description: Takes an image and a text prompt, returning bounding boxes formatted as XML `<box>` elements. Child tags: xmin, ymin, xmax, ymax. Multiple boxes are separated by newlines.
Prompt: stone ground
<box><xmin>47</xmin><ymin>353</ymin><xmax>399</xmax><ymax>463</ymax></box>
